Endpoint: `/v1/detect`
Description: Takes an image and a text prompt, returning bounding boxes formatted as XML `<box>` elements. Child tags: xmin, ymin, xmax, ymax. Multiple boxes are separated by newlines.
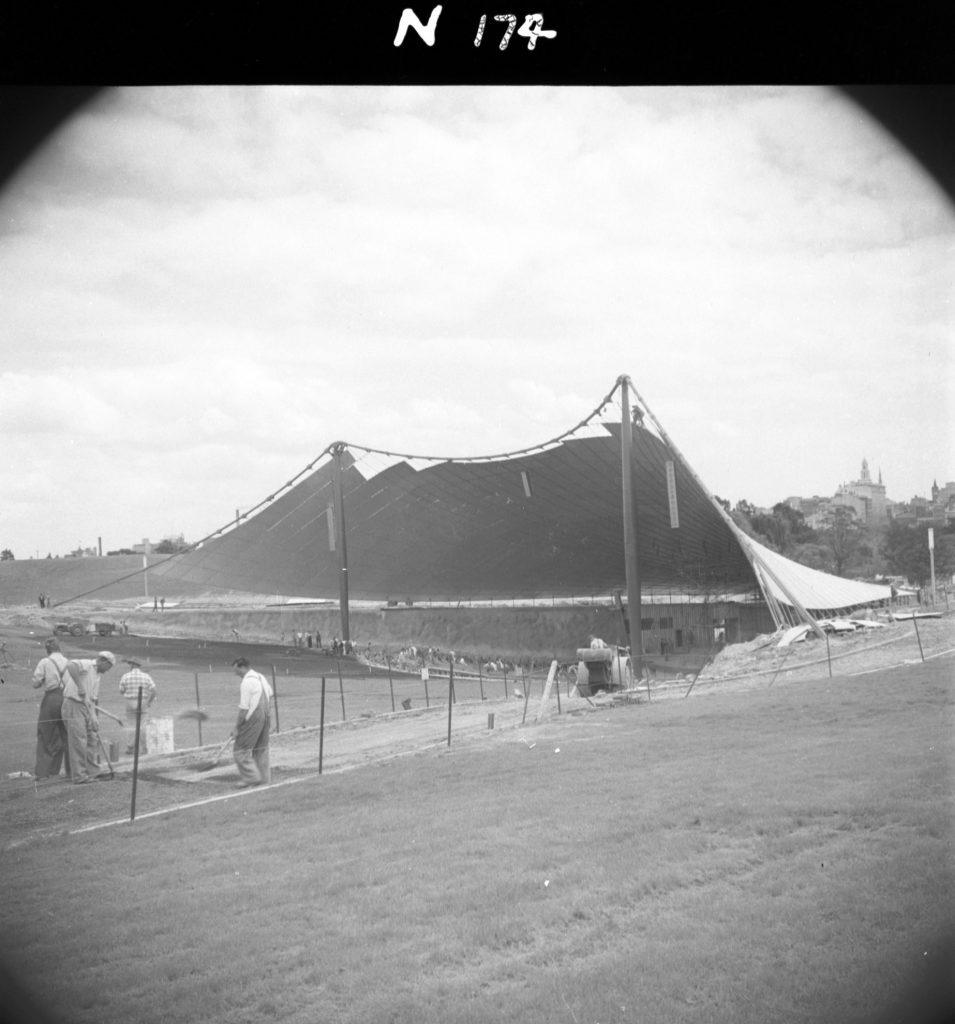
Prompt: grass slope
<box><xmin>1</xmin><ymin>660</ymin><xmax>953</xmax><ymax>1024</ymax></box>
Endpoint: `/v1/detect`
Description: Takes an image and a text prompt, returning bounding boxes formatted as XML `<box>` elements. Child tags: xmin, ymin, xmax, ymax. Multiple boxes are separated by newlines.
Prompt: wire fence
<box><xmin>50</xmin><ymin>658</ymin><xmax>573</xmax><ymax>757</ymax></box>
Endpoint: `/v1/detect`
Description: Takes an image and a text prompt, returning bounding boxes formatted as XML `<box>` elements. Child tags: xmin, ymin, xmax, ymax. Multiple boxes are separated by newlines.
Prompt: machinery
<box><xmin>574</xmin><ymin>645</ymin><xmax>632</xmax><ymax>696</ymax></box>
<box><xmin>54</xmin><ymin>620</ymin><xmax>116</xmax><ymax>637</ymax></box>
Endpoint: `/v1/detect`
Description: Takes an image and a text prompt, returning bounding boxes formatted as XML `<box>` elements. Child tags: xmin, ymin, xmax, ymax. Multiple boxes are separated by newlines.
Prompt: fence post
<box><xmin>503</xmin><ymin>663</ymin><xmax>508</xmax><ymax>700</ymax></box>
<box><xmin>130</xmin><ymin>686</ymin><xmax>143</xmax><ymax>822</ymax></box>
<box><xmin>193</xmin><ymin>672</ymin><xmax>203</xmax><ymax>746</ymax></box>
<box><xmin>913</xmin><ymin>615</ymin><xmax>925</xmax><ymax>662</ymax></box>
<box><xmin>423</xmin><ymin>666</ymin><xmax>430</xmax><ymax>708</ymax></box>
<box><xmin>387</xmin><ymin>656</ymin><xmax>395</xmax><ymax>712</ymax></box>
<box><xmin>271</xmin><ymin>664</ymin><xmax>280</xmax><ymax>732</ymax></box>
<box><xmin>447</xmin><ymin>662</ymin><xmax>454</xmax><ymax>748</ymax></box>
<box><xmin>319</xmin><ymin>677</ymin><xmax>326</xmax><ymax>774</ymax></box>
<box><xmin>337</xmin><ymin>660</ymin><xmax>346</xmax><ymax>721</ymax></box>
<box><xmin>478</xmin><ymin>658</ymin><xmax>485</xmax><ymax>701</ymax></box>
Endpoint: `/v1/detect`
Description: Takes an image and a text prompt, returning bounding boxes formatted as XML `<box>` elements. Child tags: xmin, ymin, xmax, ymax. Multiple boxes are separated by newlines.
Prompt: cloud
<box><xmin>0</xmin><ymin>85</ymin><xmax>951</xmax><ymax>556</ymax></box>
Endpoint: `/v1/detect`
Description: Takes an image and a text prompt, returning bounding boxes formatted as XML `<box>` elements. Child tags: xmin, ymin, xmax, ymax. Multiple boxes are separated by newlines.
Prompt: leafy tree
<box><xmin>788</xmin><ymin>541</ymin><xmax>836</xmax><ymax>573</ymax></box>
<box><xmin>154</xmin><ymin>536</ymin><xmax>189</xmax><ymax>554</ymax></box>
<box><xmin>817</xmin><ymin>506</ymin><xmax>864</xmax><ymax>576</ymax></box>
<box><xmin>883</xmin><ymin>522</ymin><xmax>955</xmax><ymax>586</ymax></box>
<box><xmin>734</xmin><ymin>499</ymin><xmax>757</xmax><ymax>518</ymax></box>
<box><xmin>0</xmin><ymin>549</ymin><xmax>14</xmax><ymax>560</ymax></box>
<box><xmin>748</xmin><ymin>502</ymin><xmax>815</xmax><ymax>554</ymax></box>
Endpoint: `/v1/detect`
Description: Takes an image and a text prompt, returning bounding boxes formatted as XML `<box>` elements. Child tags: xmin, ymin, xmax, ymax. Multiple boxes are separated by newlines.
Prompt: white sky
<box><xmin>1</xmin><ymin>86</ymin><xmax>952</xmax><ymax>558</ymax></box>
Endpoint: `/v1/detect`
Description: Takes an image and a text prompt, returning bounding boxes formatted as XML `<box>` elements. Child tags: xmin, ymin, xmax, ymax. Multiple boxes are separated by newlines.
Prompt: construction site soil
<box><xmin>2</xmin><ymin>599</ymin><xmax>952</xmax><ymax>848</ymax></box>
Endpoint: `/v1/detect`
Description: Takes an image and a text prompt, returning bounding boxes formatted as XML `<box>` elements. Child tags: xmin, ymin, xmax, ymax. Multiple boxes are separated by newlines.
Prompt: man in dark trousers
<box><xmin>31</xmin><ymin>637</ymin><xmax>70</xmax><ymax>779</ymax></box>
<box><xmin>230</xmin><ymin>657</ymin><xmax>273</xmax><ymax>788</ymax></box>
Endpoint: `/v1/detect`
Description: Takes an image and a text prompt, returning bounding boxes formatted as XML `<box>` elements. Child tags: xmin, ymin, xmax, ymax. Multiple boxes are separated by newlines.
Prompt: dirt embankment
<box><xmin>2</xmin><ymin>599</ymin><xmax>635</xmax><ymax>663</ymax></box>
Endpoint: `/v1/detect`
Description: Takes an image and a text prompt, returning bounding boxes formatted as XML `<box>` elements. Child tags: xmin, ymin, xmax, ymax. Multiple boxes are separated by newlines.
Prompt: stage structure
<box><xmin>150</xmin><ymin>376</ymin><xmax>890</xmax><ymax>651</ymax></box>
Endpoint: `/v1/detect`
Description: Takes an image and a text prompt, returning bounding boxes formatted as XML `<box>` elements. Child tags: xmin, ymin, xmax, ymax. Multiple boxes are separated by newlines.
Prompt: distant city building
<box><xmin>831</xmin><ymin>458</ymin><xmax>892</xmax><ymax>526</ymax></box>
<box><xmin>785</xmin><ymin>463</ymin><xmax>953</xmax><ymax>531</ymax></box>
<box><xmin>892</xmin><ymin>480</ymin><xmax>955</xmax><ymax>527</ymax></box>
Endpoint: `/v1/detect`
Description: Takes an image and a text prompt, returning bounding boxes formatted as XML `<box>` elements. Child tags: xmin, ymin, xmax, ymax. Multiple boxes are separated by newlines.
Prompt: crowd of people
<box><xmin>359</xmin><ymin>642</ymin><xmax>524</xmax><ymax>678</ymax></box>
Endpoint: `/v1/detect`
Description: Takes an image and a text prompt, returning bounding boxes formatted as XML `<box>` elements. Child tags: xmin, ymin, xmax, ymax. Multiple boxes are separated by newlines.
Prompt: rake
<box><xmin>195</xmin><ymin>735</ymin><xmax>234</xmax><ymax>772</ymax></box>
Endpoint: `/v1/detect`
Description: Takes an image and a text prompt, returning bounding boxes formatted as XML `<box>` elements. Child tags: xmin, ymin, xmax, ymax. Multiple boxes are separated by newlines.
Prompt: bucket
<box><xmin>401</xmin><ymin>698</ymin><xmax>412</xmax><ymax>711</ymax></box>
<box><xmin>145</xmin><ymin>716</ymin><xmax>175</xmax><ymax>754</ymax></box>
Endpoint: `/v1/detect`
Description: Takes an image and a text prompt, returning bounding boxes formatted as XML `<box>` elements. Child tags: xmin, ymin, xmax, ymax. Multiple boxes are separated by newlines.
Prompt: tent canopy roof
<box><xmin>151</xmin><ymin>379</ymin><xmax>890</xmax><ymax>621</ymax></box>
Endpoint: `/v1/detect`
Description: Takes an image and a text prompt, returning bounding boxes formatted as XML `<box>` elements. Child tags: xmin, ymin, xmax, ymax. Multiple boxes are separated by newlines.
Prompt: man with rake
<box><xmin>62</xmin><ymin>651</ymin><xmax>116</xmax><ymax>783</ymax></box>
<box><xmin>231</xmin><ymin>657</ymin><xmax>273</xmax><ymax>788</ymax></box>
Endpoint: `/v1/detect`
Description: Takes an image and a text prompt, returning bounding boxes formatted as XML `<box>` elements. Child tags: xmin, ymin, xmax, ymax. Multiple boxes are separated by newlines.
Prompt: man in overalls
<box><xmin>230</xmin><ymin>657</ymin><xmax>273</xmax><ymax>788</ymax></box>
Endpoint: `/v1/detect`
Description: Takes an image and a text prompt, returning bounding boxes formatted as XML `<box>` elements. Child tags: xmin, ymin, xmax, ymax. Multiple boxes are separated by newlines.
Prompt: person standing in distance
<box><xmin>31</xmin><ymin>637</ymin><xmax>71</xmax><ymax>780</ymax></box>
<box><xmin>231</xmin><ymin>657</ymin><xmax>273</xmax><ymax>788</ymax></box>
<box><xmin>62</xmin><ymin>651</ymin><xmax>115</xmax><ymax>783</ymax></box>
<box><xmin>117</xmin><ymin>657</ymin><xmax>157</xmax><ymax>755</ymax></box>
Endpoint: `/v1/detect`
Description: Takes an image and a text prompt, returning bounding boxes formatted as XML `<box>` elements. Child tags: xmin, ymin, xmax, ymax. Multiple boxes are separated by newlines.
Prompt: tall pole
<box><xmin>142</xmin><ymin>538</ymin><xmax>149</xmax><ymax>600</ymax></box>
<box><xmin>928</xmin><ymin>527</ymin><xmax>937</xmax><ymax>607</ymax></box>
<box><xmin>619</xmin><ymin>375</ymin><xmax>644</xmax><ymax>681</ymax></box>
<box><xmin>331</xmin><ymin>443</ymin><xmax>350</xmax><ymax>644</ymax></box>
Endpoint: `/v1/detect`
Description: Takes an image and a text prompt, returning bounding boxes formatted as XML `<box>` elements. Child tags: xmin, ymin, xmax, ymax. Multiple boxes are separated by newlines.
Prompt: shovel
<box><xmin>196</xmin><ymin>735</ymin><xmax>234</xmax><ymax>772</ymax></box>
<box><xmin>94</xmin><ymin>731</ymin><xmax>116</xmax><ymax>780</ymax></box>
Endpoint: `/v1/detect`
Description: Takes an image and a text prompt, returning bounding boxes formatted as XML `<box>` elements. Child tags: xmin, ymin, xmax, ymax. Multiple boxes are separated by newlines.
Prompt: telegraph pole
<box><xmin>619</xmin><ymin>376</ymin><xmax>644</xmax><ymax>681</ymax></box>
<box><xmin>331</xmin><ymin>443</ymin><xmax>350</xmax><ymax>643</ymax></box>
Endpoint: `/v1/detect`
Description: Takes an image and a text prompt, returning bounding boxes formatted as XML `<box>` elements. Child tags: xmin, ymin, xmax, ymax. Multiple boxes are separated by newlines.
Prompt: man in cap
<box><xmin>230</xmin><ymin>657</ymin><xmax>273</xmax><ymax>788</ymax></box>
<box><xmin>62</xmin><ymin>651</ymin><xmax>115</xmax><ymax>783</ymax></box>
<box><xmin>117</xmin><ymin>657</ymin><xmax>157</xmax><ymax>755</ymax></box>
<box><xmin>31</xmin><ymin>637</ymin><xmax>71</xmax><ymax>780</ymax></box>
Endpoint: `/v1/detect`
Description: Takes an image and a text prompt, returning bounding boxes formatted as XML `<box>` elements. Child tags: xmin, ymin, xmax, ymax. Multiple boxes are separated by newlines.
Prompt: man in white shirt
<box><xmin>62</xmin><ymin>651</ymin><xmax>115</xmax><ymax>783</ymax></box>
<box><xmin>231</xmin><ymin>657</ymin><xmax>273</xmax><ymax>788</ymax></box>
<box><xmin>31</xmin><ymin>637</ymin><xmax>70</xmax><ymax>779</ymax></box>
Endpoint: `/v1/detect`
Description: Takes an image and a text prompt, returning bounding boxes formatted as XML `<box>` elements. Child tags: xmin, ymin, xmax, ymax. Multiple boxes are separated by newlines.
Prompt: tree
<box><xmin>0</xmin><ymin>549</ymin><xmax>14</xmax><ymax>560</ymax></box>
<box><xmin>153</xmin><ymin>535</ymin><xmax>189</xmax><ymax>554</ymax></box>
<box><xmin>883</xmin><ymin>522</ymin><xmax>955</xmax><ymax>586</ymax></box>
<box><xmin>748</xmin><ymin>503</ymin><xmax>815</xmax><ymax>554</ymax></box>
<box><xmin>818</xmin><ymin>506</ymin><xmax>864</xmax><ymax>576</ymax></box>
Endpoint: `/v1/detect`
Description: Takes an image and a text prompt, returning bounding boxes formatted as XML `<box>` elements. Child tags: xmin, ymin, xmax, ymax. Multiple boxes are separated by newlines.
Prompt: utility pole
<box><xmin>142</xmin><ymin>538</ymin><xmax>150</xmax><ymax>599</ymax></box>
<box><xmin>928</xmin><ymin>527</ymin><xmax>937</xmax><ymax>607</ymax></box>
<box><xmin>331</xmin><ymin>442</ymin><xmax>350</xmax><ymax>644</ymax></box>
<box><xmin>618</xmin><ymin>375</ymin><xmax>644</xmax><ymax>681</ymax></box>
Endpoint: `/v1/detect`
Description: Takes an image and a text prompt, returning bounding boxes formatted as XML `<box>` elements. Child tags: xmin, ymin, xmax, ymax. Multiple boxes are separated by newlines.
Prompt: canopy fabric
<box><xmin>150</xmin><ymin>381</ymin><xmax>890</xmax><ymax>624</ymax></box>
<box><xmin>151</xmin><ymin>423</ymin><xmax>757</xmax><ymax>603</ymax></box>
<box><xmin>741</xmin><ymin>535</ymin><xmax>891</xmax><ymax>615</ymax></box>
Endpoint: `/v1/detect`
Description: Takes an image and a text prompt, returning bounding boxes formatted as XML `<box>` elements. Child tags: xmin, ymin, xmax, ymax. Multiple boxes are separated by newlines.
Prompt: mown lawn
<box><xmin>1</xmin><ymin>658</ymin><xmax>953</xmax><ymax>1024</ymax></box>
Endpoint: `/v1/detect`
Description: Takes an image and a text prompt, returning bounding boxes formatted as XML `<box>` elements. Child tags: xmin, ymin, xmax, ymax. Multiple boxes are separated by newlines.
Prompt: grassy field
<box><xmin>1</xmin><ymin>653</ymin><xmax>953</xmax><ymax>1024</ymax></box>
